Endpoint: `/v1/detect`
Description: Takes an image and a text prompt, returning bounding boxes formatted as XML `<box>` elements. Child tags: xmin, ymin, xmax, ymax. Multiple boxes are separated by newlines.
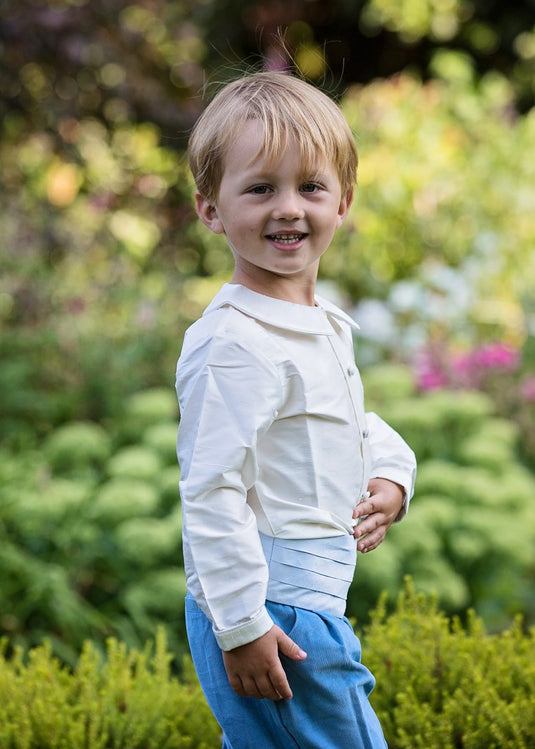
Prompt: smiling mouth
<box><xmin>266</xmin><ymin>232</ymin><xmax>307</xmax><ymax>244</ymax></box>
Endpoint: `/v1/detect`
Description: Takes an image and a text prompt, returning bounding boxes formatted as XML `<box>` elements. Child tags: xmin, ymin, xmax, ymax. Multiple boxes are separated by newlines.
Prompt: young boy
<box><xmin>176</xmin><ymin>71</ymin><xmax>416</xmax><ymax>748</ymax></box>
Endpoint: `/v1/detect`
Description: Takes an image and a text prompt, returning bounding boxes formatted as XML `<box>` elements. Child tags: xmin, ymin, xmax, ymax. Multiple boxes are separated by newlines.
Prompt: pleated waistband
<box><xmin>259</xmin><ymin>532</ymin><xmax>356</xmax><ymax>618</ymax></box>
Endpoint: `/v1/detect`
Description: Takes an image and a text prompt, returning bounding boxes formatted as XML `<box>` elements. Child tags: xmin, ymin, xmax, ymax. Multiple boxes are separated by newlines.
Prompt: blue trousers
<box><xmin>185</xmin><ymin>595</ymin><xmax>387</xmax><ymax>749</ymax></box>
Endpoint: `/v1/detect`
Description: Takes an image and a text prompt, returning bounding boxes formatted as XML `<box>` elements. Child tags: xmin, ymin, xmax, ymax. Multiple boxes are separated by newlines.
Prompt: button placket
<box><xmin>326</xmin><ymin>333</ymin><xmax>369</xmax><ymax>498</ymax></box>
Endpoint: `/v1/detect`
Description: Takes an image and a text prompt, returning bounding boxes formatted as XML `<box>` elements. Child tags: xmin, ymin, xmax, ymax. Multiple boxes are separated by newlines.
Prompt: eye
<box><xmin>301</xmin><ymin>182</ymin><xmax>321</xmax><ymax>193</ymax></box>
<box><xmin>249</xmin><ymin>185</ymin><xmax>271</xmax><ymax>195</ymax></box>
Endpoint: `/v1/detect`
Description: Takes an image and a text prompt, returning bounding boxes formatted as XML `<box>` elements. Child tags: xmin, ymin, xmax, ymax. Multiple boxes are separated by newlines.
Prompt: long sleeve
<box><xmin>366</xmin><ymin>411</ymin><xmax>417</xmax><ymax>518</ymax></box>
<box><xmin>177</xmin><ymin>335</ymin><xmax>283</xmax><ymax>650</ymax></box>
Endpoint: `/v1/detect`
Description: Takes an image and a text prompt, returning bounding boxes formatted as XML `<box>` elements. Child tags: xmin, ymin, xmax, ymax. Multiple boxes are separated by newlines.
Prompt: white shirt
<box><xmin>176</xmin><ymin>283</ymin><xmax>416</xmax><ymax>650</ymax></box>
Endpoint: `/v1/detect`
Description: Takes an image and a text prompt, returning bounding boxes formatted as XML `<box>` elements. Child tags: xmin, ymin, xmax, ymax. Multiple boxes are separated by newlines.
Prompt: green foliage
<box><xmin>350</xmin><ymin>365</ymin><xmax>535</xmax><ymax>630</ymax></box>
<box><xmin>0</xmin><ymin>629</ymin><xmax>221</xmax><ymax>748</ymax></box>
<box><xmin>0</xmin><ymin>389</ymin><xmax>186</xmax><ymax>664</ymax></box>
<box><xmin>0</xmin><ymin>110</ymin><xmax>193</xmax><ymax>444</ymax></box>
<box><xmin>366</xmin><ymin>581</ymin><xmax>535</xmax><ymax>749</ymax></box>
<box><xmin>143</xmin><ymin>422</ymin><xmax>181</xmax><ymax>465</ymax></box>
<box><xmin>43</xmin><ymin>421</ymin><xmax>112</xmax><ymax>475</ymax></box>
<box><xmin>0</xmin><ymin>589</ymin><xmax>534</xmax><ymax>748</ymax></box>
<box><xmin>118</xmin><ymin>389</ymin><xmax>179</xmax><ymax>444</ymax></box>
<box><xmin>3</xmin><ymin>364</ymin><xmax>534</xmax><ymax>663</ymax></box>
<box><xmin>1</xmin><ymin>6</ymin><xmax>535</xmax><ymax>675</ymax></box>
<box><xmin>108</xmin><ymin>446</ymin><xmax>163</xmax><ymax>482</ymax></box>
<box><xmin>2</xmin><ymin>65</ymin><xmax>533</xmax><ymax>452</ymax></box>
<box><xmin>327</xmin><ymin>72</ymin><xmax>535</xmax><ymax>348</ymax></box>
<box><xmin>92</xmin><ymin>478</ymin><xmax>160</xmax><ymax>524</ymax></box>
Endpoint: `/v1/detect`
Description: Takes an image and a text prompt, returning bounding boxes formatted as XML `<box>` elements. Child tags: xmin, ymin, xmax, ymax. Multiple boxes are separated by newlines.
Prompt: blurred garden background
<box><xmin>1</xmin><ymin>0</ymin><xmax>535</xmax><ymax>671</ymax></box>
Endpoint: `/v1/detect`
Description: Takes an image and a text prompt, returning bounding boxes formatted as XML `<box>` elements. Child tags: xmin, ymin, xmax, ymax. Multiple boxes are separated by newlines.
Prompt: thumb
<box><xmin>276</xmin><ymin>630</ymin><xmax>307</xmax><ymax>661</ymax></box>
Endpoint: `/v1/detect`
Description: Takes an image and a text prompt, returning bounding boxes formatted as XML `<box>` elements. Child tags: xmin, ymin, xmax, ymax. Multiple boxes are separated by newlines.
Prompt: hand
<box><xmin>222</xmin><ymin>625</ymin><xmax>307</xmax><ymax>701</ymax></box>
<box><xmin>352</xmin><ymin>478</ymin><xmax>404</xmax><ymax>553</ymax></box>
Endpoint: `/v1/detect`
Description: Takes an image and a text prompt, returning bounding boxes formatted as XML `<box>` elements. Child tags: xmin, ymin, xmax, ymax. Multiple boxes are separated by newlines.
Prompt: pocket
<box><xmin>185</xmin><ymin>592</ymin><xmax>202</xmax><ymax>614</ymax></box>
<box><xmin>265</xmin><ymin>600</ymin><xmax>299</xmax><ymax>638</ymax></box>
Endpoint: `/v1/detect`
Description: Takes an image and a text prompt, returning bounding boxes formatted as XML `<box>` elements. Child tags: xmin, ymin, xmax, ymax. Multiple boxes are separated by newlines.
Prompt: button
<box><xmin>362</xmin><ymin>429</ymin><xmax>369</xmax><ymax>439</ymax></box>
<box><xmin>347</xmin><ymin>366</ymin><xmax>356</xmax><ymax>376</ymax></box>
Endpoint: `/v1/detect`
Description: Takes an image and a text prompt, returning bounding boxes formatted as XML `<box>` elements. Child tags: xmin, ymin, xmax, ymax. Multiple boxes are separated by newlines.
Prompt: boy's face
<box><xmin>195</xmin><ymin>119</ymin><xmax>353</xmax><ymax>299</ymax></box>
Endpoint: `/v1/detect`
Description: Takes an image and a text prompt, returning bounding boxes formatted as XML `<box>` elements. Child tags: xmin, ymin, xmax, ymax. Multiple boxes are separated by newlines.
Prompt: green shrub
<box><xmin>119</xmin><ymin>389</ymin><xmax>179</xmax><ymax>442</ymax></box>
<box><xmin>8</xmin><ymin>478</ymin><xmax>93</xmax><ymax>537</ymax></box>
<box><xmin>121</xmin><ymin>568</ymin><xmax>187</xmax><ymax>630</ymax></box>
<box><xmin>377</xmin><ymin>388</ymin><xmax>494</xmax><ymax>462</ymax></box>
<box><xmin>0</xmin><ymin>588</ymin><xmax>533</xmax><ymax>748</ymax></box>
<box><xmin>91</xmin><ymin>478</ymin><xmax>161</xmax><ymax>525</ymax></box>
<box><xmin>349</xmin><ymin>365</ymin><xmax>535</xmax><ymax>631</ymax></box>
<box><xmin>159</xmin><ymin>464</ymin><xmax>181</xmax><ymax>511</ymax></box>
<box><xmin>3</xmin><ymin>370</ymin><xmax>535</xmax><ymax>663</ymax></box>
<box><xmin>366</xmin><ymin>581</ymin><xmax>535</xmax><ymax>749</ymax></box>
<box><xmin>43</xmin><ymin>421</ymin><xmax>112</xmax><ymax>475</ymax></box>
<box><xmin>0</xmin><ymin>629</ymin><xmax>220</xmax><ymax>748</ymax></box>
<box><xmin>107</xmin><ymin>445</ymin><xmax>163</xmax><ymax>482</ymax></box>
<box><xmin>0</xmin><ymin>437</ymin><xmax>185</xmax><ymax>661</ymax></box>
<box><xmin>360</xmin><ymin>363</ymin><xmax>416</xmax><ymax>403</ymax></box>
<box><xmin>115</xmin><ymin>513</ymin><xmax>181</xmax><ymax>565</ymax></box>
<box><xmin>142</xmin><ymin>421</ymin><xmax>179</xmax><ymax>465</ymax></box>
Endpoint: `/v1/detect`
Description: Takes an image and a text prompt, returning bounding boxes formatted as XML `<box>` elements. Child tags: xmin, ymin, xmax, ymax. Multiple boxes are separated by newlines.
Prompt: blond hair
<box><xmin>188</xmin><ymin>72</ymin><xmax>358</xmax><ymax>203</ymax></box>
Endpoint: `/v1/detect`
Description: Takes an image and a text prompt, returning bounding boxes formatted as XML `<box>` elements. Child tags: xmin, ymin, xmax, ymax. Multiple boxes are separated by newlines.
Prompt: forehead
<box><xmin>222</xmin><ymin>118</ymin><xmax>327</xmax><ymax>176</ymax></box>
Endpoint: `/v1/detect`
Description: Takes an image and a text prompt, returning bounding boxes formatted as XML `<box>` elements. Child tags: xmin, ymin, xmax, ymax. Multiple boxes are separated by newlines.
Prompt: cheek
<box><xmin>242</xmin><ymin>223</ymin><xmax>260</xmax><ymax>236</ymax></box>
<box><xmin>225</xmin><ymin>222</ymin><xmax>258</xmax><ymax>244</ymax></box>
<box><xmin>228</xmin><ymin>216</ymin><xmax>255</xmax><ymax>231</ymax></box>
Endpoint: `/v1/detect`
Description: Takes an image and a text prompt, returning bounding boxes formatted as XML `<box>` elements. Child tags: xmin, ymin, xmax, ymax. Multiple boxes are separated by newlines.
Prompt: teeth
<box><xmin>271</xmin><ymin>233</ymin><xmax>303</xmax><ymax>242</ymax></box>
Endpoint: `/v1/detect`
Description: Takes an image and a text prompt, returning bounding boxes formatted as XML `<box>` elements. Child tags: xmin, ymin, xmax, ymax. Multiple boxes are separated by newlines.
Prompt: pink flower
<box><xmin>472</xmin><ymin>343</ymin><xmax>519</xmax><ymax>372</ymax></box>
<box><xmin>416</xmin><ymin>357</ymin><xmax>449</xmax><ymax>391</ymax></box>
<box><xmin>419</xmin><ymin>371</ymin><xmax>449</xmax><ymax>390</ymax></box>
<box><xmin>414</xmin><ymin>341</ymin><xmax>521</xmax><ymax>393</ymax></box>
<box><xmin>450</xmin><ymin>352</ymin><xmax>475</xmax><ymax>385</ymax></box>
<box><xmin>521</xmin><ymin>377</ymin><xmax>535</xmax><ymax>402</ymax></box>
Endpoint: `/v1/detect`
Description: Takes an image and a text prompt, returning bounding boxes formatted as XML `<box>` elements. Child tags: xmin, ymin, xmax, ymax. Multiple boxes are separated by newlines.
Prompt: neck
<box><xmin>231</xmin><ymin>268</ymin><xmax>317</xmax><ymax>306</ymax></box>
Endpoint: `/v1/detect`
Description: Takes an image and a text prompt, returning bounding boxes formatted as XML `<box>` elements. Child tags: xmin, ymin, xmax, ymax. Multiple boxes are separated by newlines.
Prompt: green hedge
<box><xmin>1</xmin><ymin>584</ymin><xmax>533</xmax><ymax>749</ymax></box>
<box><xmin>0</xmin><ymin>388</ymin><xmax>186</xmax><ymax>665</ymax></box>
<box><xmin>366</xmin><ymin>581</ymin><xmax>535</xmax><ymax>749</ymax></box>
<box><xmin>0</xmin><ymin>628</ymin><xmax>220</xmax><ymax>749</ymax></box>
<box><xmin>2</xmin><ymin>369</ymin><xmax>535</xmax><ymax>663</ymax></box>
<box><xmin>349</xmin><ymin>365</ymin><xmax>535</xmax><ymax>631</ymax></box>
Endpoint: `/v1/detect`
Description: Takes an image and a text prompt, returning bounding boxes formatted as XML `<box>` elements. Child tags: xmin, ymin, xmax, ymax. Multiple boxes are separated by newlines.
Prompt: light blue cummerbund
<box><xmin>259</xmin><ymin>532</ymin><xmax>357</xmax><ymax>618</ymax></box>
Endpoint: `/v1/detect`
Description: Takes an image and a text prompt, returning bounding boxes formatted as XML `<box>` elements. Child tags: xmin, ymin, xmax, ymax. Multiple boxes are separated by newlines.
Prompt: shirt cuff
<box><xmin>214</xmin><ymin>606</ymin><xmax>274</xmax><ymax>651</ymax></box>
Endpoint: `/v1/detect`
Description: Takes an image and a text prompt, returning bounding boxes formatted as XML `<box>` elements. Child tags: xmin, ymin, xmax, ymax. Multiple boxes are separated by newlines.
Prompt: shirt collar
<box><xmin>203</xmin><ymin>283</ymin><xmax>360</xmax><ymax>335</ymax></box>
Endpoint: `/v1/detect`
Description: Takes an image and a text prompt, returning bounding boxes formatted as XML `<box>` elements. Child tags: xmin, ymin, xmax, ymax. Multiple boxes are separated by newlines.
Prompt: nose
<box><xmin>271</xmin><ymin>190</ymin><xmax>305</xmax><ymax>221</ymax></box>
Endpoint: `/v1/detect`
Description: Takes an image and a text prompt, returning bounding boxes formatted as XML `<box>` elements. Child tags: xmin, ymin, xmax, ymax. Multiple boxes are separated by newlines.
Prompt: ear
<box><xmin>195</xmin><ymin>193</ymin><xmax>225</xmax><ymax>234</ymax></box>
<box><xmin>336</xmin><ymin>186</ymin><xmax>354</xmax><ymax>227</ymax></box>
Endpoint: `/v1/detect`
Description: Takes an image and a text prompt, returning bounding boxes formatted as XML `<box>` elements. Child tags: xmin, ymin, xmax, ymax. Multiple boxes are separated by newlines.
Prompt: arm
<box><xmin>177</xmin><ymin>334</ymin><xmax>305</xmax><ymax>697</ymax></box>
<box><xmin>177</xmin><ymin>337</ymin><xmax>277</xmax><ymax>646</ymax></box>
<box><xmin>353</xmin><ymin>411</ymin><xmax>417</xmax><ymax>552</ymax></box>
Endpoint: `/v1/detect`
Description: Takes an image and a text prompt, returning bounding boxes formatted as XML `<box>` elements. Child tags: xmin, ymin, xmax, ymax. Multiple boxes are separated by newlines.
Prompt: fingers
<box><xmin>352</xmin><ymin>478</ymin><xmax>405</xmax><ymax>552</ymax></box>
<box><xmin>266</xmin><ymin>663</ymin><xmax>293</xmax><ymax>701</ymax></box>
<box><xmin>352</xmin><ymin>494</ymin><xmax>382</xmax><ymax>521</ymax></box>
<box><xmin>356</xmin><ymin>525</ymin><xmax>386</xmax><ymax>553</ymax></box>
<box><xmin>227</xmin><ymin>662</ymin><xmax>292</xmax><ymax>701</ymax></box>
<box><xmin>222</xmin><ymin>627</ymin><xmax>306</xmax><ymax>702</ymax></box>
<box><xmin>353</xmin><ymin>500</ymin><xmax>388</xmax><ymax>551</ymax></box>
<box><xmin>258</xmin><ymin>631</ymin><xmax>306</xmax><ymax>701</ymax></box>
<box><xmin>277</xmin><ymin>631</ymin><xmax>307</xmax><ymax>662</ymax></box>
<box><xmin>231</xmin><ymin>671</ymin><xmax>288</xmax><ymax>701</ymax></box>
